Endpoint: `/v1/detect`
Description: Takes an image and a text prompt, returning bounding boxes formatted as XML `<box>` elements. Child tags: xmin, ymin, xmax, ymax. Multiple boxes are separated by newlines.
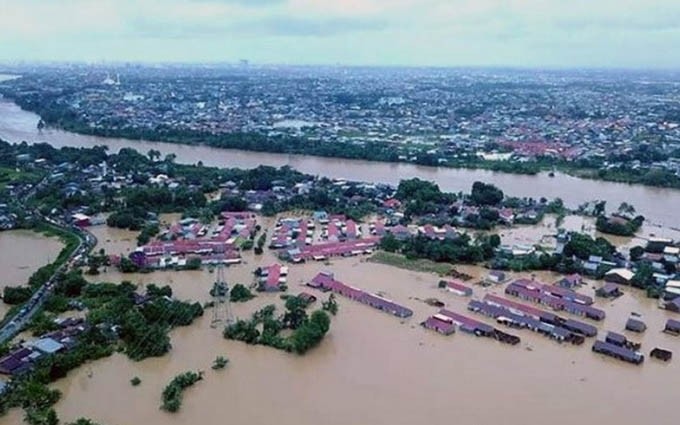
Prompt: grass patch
<box><xmin>368</xmin><ymin>251</ymin><xmax>453</xmax><ymax>276</ymax></box>
<box><xmin>0</xmin><ymin>167</ymin><xmax>42</xmax><ymax>190</ymax></box>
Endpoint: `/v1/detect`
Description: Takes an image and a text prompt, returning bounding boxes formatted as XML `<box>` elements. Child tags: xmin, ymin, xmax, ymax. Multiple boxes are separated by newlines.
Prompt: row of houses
<box><xmin>132</xmin><ymin>214</ymin><xmax>257</xmax><ymax>267</ymax></box>
<box><xmin>282</xmin><ymin>238</ymin><xmax>380</xmax><ymax>263</ymax></box>
<box><xmin>270</xmin><ymin>217</ymin><xmax>312</xmax><ymax>249</ymax></box>
<box><xmin>516</xmin><ymin>278</ymin><xmax>593</xmax><ymax>305</ymax></box>
<box><xmin>468</xmin><ymin>299</ymin><xmax>586</xmax><ymax>344</ymax></box>
<box><xmin>421</xmin><ymin>308</ymin><xmax>521</xmax><ymax>345</ymax></box>
<box><xmin>307</xmin><ymin>272</ymin><xmax>413</xmax><ymax>318</ymax></box>
<box><xmin>505</xmin><ymin>280</ymin><xmax>605</xmax><ymax>321</ymax></box>
<box><xmin>483</xmin><ymin>294</ymin><xmax>598</xmax><ymax>337</ymax></box>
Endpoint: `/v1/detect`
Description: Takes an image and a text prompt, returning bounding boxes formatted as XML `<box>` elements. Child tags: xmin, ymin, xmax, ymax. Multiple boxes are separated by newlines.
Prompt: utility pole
<box><xmin>210</xmin><ymin>262</ymin><xmax>234</xmax><ymax>328</ymax></box>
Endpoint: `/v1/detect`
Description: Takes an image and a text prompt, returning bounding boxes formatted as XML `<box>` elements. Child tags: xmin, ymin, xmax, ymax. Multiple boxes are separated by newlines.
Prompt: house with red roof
<box><xmin>256</xmin><ymin>263</ymin><xmax>289</xmax><ymax>292</ymax></box>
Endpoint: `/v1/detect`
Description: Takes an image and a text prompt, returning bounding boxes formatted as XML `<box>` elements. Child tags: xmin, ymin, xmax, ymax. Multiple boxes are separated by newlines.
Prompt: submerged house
<box><xmin>556</xmin><ymin>274</ymin><xmax>583</xmax><ymax>289</ymax></box>
<box><xmin>421</xmin><ymin>313</ymin><xmax>457</xmax><ymax>335</ymax></box>
<box><xmin>592</xmin><ymin>340</ymin><xmax>644</xmax><ymax>365</ymax></box>
<box><xmin>664</xmin><ymin>319</ymin><xmax>680</xmax><ymax>335</ymax></box>
<box><xmin>439</xmin><ymin>279</ymin><xmax>473</xmax><ymax>297</ymax></box>
<box><xmin>256</xmin><ymin>264</ymin><xmax>289</xmax><ymax>292</ymax></box>
<box><xmin>0</xmin><ymin>347</ymin><xmax>41</xmax><ymax>376</ymax></box>
<box><xmin>596</xmin><ymin>283</ymin><xmax>623</xmax><ymax>298</ymax></box>
<box><xmin>650</xmin><ymin>348</ymin><xmax>672</xmax><ymax>362</ymax></box>
<box><xmin>664</xmin><ymin>298</ymin><xmax>680</xmax><ymax>313</ymax></box>
<box><xmin>308</xmin><ymin>272</ymin><xmax>413</xmax><ymax>318</ymax></box>
<box><xmin>486</xmin><ymin>270</ymin><xmax>507</xmax><ymax>284</ymax></box>
<box><xmin>604</xmin><ymin>268</ymin><xmax>634</xmax><ymax>286</ymax></box>
<box><xmin>625</xmin><ymin>318</ymin><xmax>647</xmax><ymax>333</ymax></box>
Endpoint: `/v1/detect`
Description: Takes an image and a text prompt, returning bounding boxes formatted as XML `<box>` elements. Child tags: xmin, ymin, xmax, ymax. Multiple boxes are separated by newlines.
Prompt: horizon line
<box><xmin>0</xmin><ymin>60</ymin><xmax>679</xmax><ymax>73</ymax></box>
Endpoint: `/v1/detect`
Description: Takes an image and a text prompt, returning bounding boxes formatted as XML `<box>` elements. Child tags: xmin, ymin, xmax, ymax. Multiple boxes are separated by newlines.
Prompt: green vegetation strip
<box><xmin>368</xmin><ymin>251</ymin><xmax>453</xmax><ymax>276</ymax></box>
<box><xmin>161</xmin><ymin>371</ymin><xmax>203</xmax><ymax>413</ymax></box>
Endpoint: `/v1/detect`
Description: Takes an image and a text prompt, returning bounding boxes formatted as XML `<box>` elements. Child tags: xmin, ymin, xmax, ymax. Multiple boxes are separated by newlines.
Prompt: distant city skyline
<box><xmin>0</xmin><ymin>0</ymin><xmax>679</xmax><ymax>69</ymax></box>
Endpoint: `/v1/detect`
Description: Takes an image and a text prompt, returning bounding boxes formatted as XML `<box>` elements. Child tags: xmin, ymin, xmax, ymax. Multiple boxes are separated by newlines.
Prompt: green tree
<box><xmin>322</xmin><ymin>294</ymin><xmax>339</xmax><ymax>315</ymax></box>
<box><xmin>379</xmin><ymin>233</ymin><xmax>401</xmax><ymax>252</ymax></box>
<box><xmin>629</xmin><ymin>246</ymin><xmax>644</xmax><ymax>261</ymax></box>
<box><xmin>230</xmin><ymin>284</ymin><xmax>254</xmax><ymax>302</ymax></box>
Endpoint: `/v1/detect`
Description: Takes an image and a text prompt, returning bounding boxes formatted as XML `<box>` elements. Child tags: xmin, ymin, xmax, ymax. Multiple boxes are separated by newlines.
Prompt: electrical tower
<box><xmin>210</xmin><ymin>262</ymin><xmax>234</xmax><ymax>328</ymax></box>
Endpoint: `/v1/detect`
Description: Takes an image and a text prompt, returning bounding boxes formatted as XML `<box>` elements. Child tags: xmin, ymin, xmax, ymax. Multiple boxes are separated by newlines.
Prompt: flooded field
<box><xmin>0</xmin><ymin>230</ymin><xmax>63</xmax><ymax>317</ymax></box>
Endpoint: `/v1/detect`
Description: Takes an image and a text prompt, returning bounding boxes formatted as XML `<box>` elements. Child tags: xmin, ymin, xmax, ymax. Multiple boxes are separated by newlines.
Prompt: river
<box><xmin>0</xmin><ymin>77</ymin><xmax>677</xmax><ymax>227</ymax></box>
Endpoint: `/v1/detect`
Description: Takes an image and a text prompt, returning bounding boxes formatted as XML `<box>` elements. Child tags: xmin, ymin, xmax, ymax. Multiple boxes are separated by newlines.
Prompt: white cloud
<box><xmin>0</xmin><ymin>0</ymin><xmax>678</xmax><ymax>67</ymax></box>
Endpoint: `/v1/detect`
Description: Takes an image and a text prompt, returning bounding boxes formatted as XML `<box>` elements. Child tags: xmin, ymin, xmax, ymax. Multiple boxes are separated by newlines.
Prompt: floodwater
<box><xmin>0</xmin><ymin>224</ymin><xmax>678</xmax><ymax>425</ymax></box>
<box><xmin>0</xmin><ymin>95</ymin><xmax>679</xmax><ymax>227</ymax></box>
<box><xmin>0</xmin><ymin>230</ymin><xmax>63</xmax><ymax>317</ymax></box>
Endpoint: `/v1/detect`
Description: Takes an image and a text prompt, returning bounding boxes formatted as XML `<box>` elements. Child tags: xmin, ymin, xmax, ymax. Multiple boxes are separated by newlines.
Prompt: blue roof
<box><xmin>32</xmin><ymin>338</ymin><xmax>64</xmax><ymax>354</ymax></box>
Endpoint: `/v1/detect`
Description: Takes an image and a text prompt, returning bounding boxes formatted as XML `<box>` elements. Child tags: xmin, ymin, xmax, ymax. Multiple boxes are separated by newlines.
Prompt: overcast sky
<box><xmin>0</xmin><ymin>0</ymin><xmax>679</xmax><ymax>68</ymax></box>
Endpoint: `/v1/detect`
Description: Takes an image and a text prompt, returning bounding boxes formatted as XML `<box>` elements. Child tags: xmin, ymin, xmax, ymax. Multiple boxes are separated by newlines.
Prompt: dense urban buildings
<box><xmin>1</xmin><ymin>65</ymin><xmax>680</xmax><ymax>187</ymax></box>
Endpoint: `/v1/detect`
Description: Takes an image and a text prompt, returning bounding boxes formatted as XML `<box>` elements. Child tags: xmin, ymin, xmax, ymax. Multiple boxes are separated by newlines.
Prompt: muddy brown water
<box><xmin>1</xmin><ymin>224</ymin><xmax>678</xmax><ymax>425</ymax></box>
<box><xmin>0</xmin><ymin>230</ymin><xmax>63</xmax><ymax>318</ymax></box>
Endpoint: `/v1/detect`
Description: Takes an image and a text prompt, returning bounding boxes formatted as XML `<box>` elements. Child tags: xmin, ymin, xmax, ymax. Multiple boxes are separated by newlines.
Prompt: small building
<box><xmin>605</xmin><ymin>331</ymin><xmax>640</xmax><ymax>350</ymax></box>
<box><xmin>486</xmin><ymin>270</ymin><xmax>507</xmax><ymax>284</ymax></box>
<box><xmin>650</xmin><ymin>348</ymin><xmax>672</xmax><ymax>362</ymax></box>
<box><xmin>257</xmin><ymin>264</ymin><xmax>288</xmax><ymax>292</ymax></box>
<box><xmin>604</xmin><ymin>268</ymin><xmax>634</xmax><ymax>286</ymax></box>
<box><xmin>625</xmin><ymin>318</ymin><xmax>647</xmax><ymax>333</ymax></box>
<box><xmin>664</xmin><ymin>297</ymin><xmax>680</xmax><ymax>313</ymax></box>
<box><xmin>296</xmin><ymin>292</ymin><xmax>317</xmax><ymax>305</ymax></box>
<box><xmin>422</xmin><ymin>313</ymin><xmax>456</xmax><ymax>335</ymax></box>
<box><xmin>646</xmin><ymin>237</ymin><xmax>673</xmax><ymax>253</ymax></box>
<box><xmin>556</xmin><ymin>274</ymin><xmax>582</xmax><ymax>289</ymax></box>
<box><xmin>439</xmin><ymin>279</ymin><xmax>473</xmax><ymax>297</ymax></box>
<box><xmin>664</xmin><ymin>319</ymin><xmax>680</xmax><ymax>335</ymax></box>
<box><xmin>71</xmin><ymin>213</ymin><xmax>91</xmax><ymax>227</ymax></box>
<box><xmin>31</xmin><ymin>338</ymin><xmax>65</xmax><ymax>355</ymax></box>
<box><xmin>664</xmin><ymin>280</ymin><xmax>680</xmax><ymax>300</ymax></box>
<box><xmin>592</xmin><ymin>340</ymin><xmax>644</xmax><ymax>365</ymax></box>
<box><xmin>596</xmin><ymin>282</ymin><xmax>623</xmax><ymax>298</ymax></box>
<box><xmin>0</xmin><ymin>348</ymin><xmax>39</xmax><ymax>376</ymax></box>
<box><xmin>605</xmin><ymin>331</ymin><xmax>627</xmax><ymax>347</ymax></box>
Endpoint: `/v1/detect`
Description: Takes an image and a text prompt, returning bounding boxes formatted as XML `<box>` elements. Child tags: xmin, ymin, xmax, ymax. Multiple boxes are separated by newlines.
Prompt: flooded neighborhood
<box><xmin>2</xmin><ymin>66</ymin><xmax>680</xmax><ymax>425</ymax></box>
<box><xmin>1</xmin><ymin>219</ymin><xmax>679</xmax><ymax>425</ymax></box>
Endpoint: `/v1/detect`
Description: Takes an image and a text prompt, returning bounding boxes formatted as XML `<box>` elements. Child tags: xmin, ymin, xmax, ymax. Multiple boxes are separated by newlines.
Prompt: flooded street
<box><xmin>0</xmin><ymin>225</ymin><xmax>675</xmax><ymax>425</ymax></box>
<box><xmin>0</xmin><ymin>230</ymin><xmax>63</xmax><ymax>317</ymax></box>
<box><xmin>1</xmin><ymin>97</ymin><xmax>680</xmax><ymax>227</ymax></box>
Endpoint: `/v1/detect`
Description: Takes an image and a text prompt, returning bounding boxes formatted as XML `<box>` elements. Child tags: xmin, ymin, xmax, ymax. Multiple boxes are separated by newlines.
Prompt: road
<box><xmin>0</xmin><ymin>179</ymin><xmax>98</xmax><ymax>344</ymax></box>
